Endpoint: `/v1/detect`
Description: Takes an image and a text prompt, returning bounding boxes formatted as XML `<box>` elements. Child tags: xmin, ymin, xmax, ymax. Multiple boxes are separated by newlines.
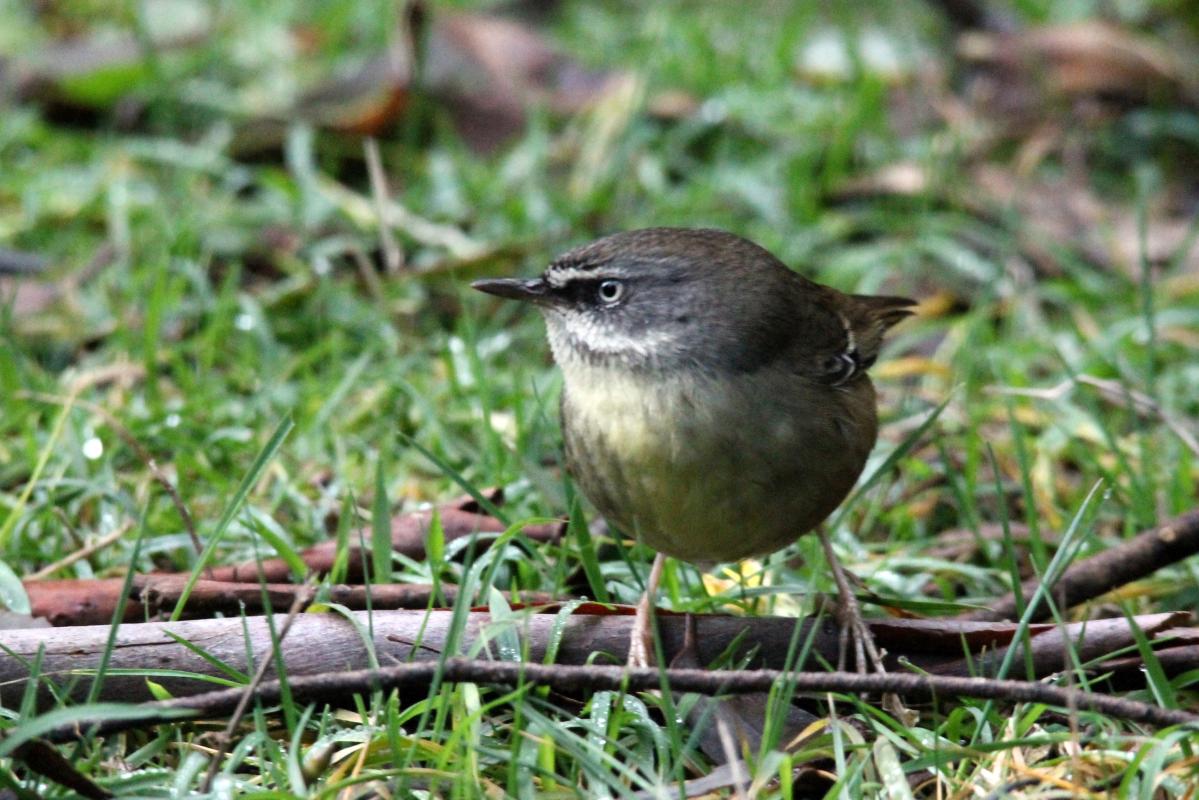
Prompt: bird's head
<box><xmin>472</xmin><ymin>228</ymin><xmax>802</xmax><ymax>373</ymax></box>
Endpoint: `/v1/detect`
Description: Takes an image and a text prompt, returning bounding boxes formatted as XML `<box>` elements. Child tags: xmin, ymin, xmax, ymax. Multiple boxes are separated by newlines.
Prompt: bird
<box><xmin>473</xmin><ymin>227</ymin><xmax>914</xmax><ymax>669</ymax></box>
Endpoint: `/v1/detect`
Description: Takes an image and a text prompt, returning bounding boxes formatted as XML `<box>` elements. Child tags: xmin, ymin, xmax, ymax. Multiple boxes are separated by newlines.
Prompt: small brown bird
<box><xmin>474</xmin><ymin>228</ymin><xmax>913</xmax><ymax>667</ymax></box>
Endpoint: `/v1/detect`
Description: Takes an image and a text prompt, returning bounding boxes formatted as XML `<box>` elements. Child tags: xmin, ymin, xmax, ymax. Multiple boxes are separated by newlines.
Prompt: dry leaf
<box><xmin>959</xmin><ymin>21</ymin><xmax>1196</xmax><ymax>105</ymax></box>
<box><xmin>292</xmin><ymin>4</ymin><xmax>648</xmax><ymax>153</ymax></box>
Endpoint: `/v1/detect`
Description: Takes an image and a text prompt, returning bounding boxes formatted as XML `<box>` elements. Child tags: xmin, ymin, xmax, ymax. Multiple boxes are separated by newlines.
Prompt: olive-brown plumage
<box><xmin>474</xmin><ymin>227</ymin><xmax>913</xmax><ymax>563</ymax></box>
<box><xmin>473</xmin><ymin>227</ymin><xmax>913</xmax><ymax>665</ymax></box>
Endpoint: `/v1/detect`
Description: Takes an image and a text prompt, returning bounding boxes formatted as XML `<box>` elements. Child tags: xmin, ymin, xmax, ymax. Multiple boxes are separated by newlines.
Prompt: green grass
<box><xmin>3</xmin><ymin>0</ymin><xmax>1199</xmax><ymax>796</ymax></box>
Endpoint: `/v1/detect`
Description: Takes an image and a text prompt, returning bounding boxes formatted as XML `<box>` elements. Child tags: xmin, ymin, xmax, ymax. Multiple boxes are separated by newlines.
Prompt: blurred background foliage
<box><xmin>1</xmin><ymin>0</ymin><xmax>1199</xmax><ymax>793</ymax></box>
<box><xmin>2</xmin><ymin>0</ymin><xmax>1198</xmax><ymax>601</ymax></box>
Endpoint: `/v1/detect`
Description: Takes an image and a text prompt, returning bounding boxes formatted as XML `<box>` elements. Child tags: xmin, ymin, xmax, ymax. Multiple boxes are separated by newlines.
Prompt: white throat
<box><xmin>544</xmin><ymin>311</ymin><xmax>684</xmax><ymax>367</ymax></box>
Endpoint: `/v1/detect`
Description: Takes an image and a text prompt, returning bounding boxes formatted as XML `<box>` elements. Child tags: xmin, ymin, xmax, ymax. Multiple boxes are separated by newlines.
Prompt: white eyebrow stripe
<box><xmin>545</xmin><ymin>266</ymin><xmax>595</xmax><ymax>287</ymax></box>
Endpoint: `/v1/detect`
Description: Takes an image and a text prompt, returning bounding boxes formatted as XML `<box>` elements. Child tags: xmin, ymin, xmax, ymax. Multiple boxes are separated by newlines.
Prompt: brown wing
<box><xmin>806</xmin><ymin>291</ymin><xmax>915</xmax><ymax>386</ymax></box>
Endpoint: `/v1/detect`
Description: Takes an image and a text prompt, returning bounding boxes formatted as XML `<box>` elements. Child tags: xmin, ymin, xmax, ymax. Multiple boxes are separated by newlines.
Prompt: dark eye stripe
<box><xmin>552</xmin><ymin>277</ymin><xmax>624</xmax><ymax>306</ymax></box>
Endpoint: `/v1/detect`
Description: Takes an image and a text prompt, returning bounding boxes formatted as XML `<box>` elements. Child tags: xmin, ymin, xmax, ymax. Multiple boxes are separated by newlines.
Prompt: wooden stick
<box><xmin>963</xmin><ymin>509</ymin><xmax>1199</xmax><ymax>622</ymax></box>
<box><xmin>2</xmin><ymin>609</ymin><xmax>1186</xmax><ymax>708</ymax></box>
<box><xmin>37</xmin><ymin>658</ymin><xmax>1197</xmax><ymax>744</ymax></box>
<box><xmin>24</xmin><ymin>576</ymin><xmax>554</xmax><ymax>626</ymax></box>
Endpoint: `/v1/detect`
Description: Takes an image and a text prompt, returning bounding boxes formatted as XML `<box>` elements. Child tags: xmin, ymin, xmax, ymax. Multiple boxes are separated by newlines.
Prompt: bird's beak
<box><xmin>471</xmin><ymin>277</ymin><xmax>552</xmax><ymax>304</ymax></box>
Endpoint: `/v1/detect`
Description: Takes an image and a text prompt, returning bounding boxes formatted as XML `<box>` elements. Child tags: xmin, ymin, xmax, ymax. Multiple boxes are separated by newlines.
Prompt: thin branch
<box><xmin>42</xmin><ymin>658</ymin><xmax>1197</xmax><ymax>743</ymax></box>
<box><xmin>1</xmin><ymin>611</ymin><xmax>834</xmax><ymax>706</ymax></box>
<box><xmin>24</xmin><ymin>576</ymin><xmax>556</xmax><ymax>626</ymax></box>
<box><xmin>6</xmin><ymin>609</ymin><xmax>1187</xmax><ymax>707</ymax></box>
<box><xmin>965</xmin><ymin>508</ymin><xmax>1199</xmax><ymax>622</ymax></box>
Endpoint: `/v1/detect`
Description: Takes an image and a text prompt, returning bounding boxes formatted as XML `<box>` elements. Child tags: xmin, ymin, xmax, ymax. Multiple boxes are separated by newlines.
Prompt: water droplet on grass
<box><xmin>82</xmin><ymin>437</ymin><xmax>104</xmax><ymax>460</ymax></box>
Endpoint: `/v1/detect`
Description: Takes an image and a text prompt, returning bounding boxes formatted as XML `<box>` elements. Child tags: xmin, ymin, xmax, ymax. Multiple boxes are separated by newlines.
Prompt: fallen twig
<box><xmin>1097</xmin><ymin>642</ymin><xmax>1199</xmax><ymax>686</ymax></box>
<box><xmin>931</xmin><ymin>612</ymin><xmax>1189</xmax><ymax>677</ymax></box>
<box><xmin>363</xmin><ymin>137</ymin><xmax>403</xmax><ymax>272</ymax></box>
<box><xmin>39</xmin><ymin>657</ymin><xmax>1197</xmax><ymax>744</ymax></box>
<box><xmin>3</xmin><ymin>609</ymin><xmax>1186</xmax><ymax>708</ymax></box>
<box><xmin>964</xmin><ymin>509</ymin><xmax>1199</xmax><ymax>622</ymax></box>
<box><xmin>0</xmin><ymin>610</ymin><xmax>829</xmax><ymax>705</ymax></box>
<box><xmin>927</xmin><ymin>522</ymin><xmax>1046</xmax><ymax>561</ymax></box>
<box><xmin>24</xmin><ymin>576</ymin><xmax>555</xmax><ymax>626</ymax></box>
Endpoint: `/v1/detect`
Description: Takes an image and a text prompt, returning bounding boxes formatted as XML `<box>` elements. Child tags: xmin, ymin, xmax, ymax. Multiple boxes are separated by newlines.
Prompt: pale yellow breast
<box><xmin>560</xmin><ymin>361</ymin><xmax>875</xmax><ymax>564</ymax></box>
<box><xmin>562</xmin><ymin>367</ymin><xmax>668</xmax><ymax>456</ymax></box>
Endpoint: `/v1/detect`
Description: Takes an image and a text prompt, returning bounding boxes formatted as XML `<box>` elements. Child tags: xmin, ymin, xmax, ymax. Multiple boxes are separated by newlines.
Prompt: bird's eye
<box><xmin>597</xmin><ymin>280</ymin><xmax>624</xmax><ymax>304</ymax></box>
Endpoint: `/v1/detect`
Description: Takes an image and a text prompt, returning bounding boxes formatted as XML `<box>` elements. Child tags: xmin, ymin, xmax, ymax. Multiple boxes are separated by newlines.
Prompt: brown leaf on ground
<box><xmin>257</xmin><ymin>4</ymin><xmax>676</xmax><ymax>153</ymax></box>
<box><xmin>380</xmin><ymin>5</ymin><xmax>646</xmax><ymax>152</ymax></box>
<box><xmin>9</xmin><ymin>2</ymin><xmax>685</xmax><ymax>155</ymax></box>
<box><xmin>0</xmin><ymin>248</ymin><xmax>56</xmax><ymax>317</ymax></box>
<box><xmin>289</xmin><ymin>19</ymin><xmax>415</xmax><ymax>137</ymax></box>
<box><xmin>0</xmin><ymin>280</ymin><xmax>61</xmax><ymax>319</ymax></box>
<box><xmin>925</xmin><ymin>21</ymin><xmax>1199</xmax><ymax>179</ymax></box>
<box><xmin>958</xmin><ymin>21</ymin><xmax>1199</xmax><ymax>114</ymax></box>
<box><xmin>972</xmin><ymin>165</ymin><xmax>1199</xmax><ymax>278</ymax></box>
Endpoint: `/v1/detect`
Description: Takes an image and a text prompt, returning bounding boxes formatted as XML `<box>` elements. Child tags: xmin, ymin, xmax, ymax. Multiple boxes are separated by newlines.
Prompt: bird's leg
<box><xmin>817</xmin><ymin>528</ymin><xmax>915</xmax><ymax>721</ymax></box>
<box><xmin>627</xmin><ymin>552</ymin><xmax>668</xmax><ymax>668</ymax></box>
<box><xmin>817</xmin><ymin>527</ymin><xmax>885</xmax><ymax>676</ymax></box>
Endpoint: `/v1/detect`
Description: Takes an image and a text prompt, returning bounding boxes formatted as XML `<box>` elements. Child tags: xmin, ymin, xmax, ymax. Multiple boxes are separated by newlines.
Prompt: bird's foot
<box><xmin>818</xmin><ymin>528</ymin><xmax>916</xmax><ymax>724</ymax></box>
<box><xmin>827</xmin><ymin>571</ymin><xmax>887</xmax><ymax>677</ymax></box>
